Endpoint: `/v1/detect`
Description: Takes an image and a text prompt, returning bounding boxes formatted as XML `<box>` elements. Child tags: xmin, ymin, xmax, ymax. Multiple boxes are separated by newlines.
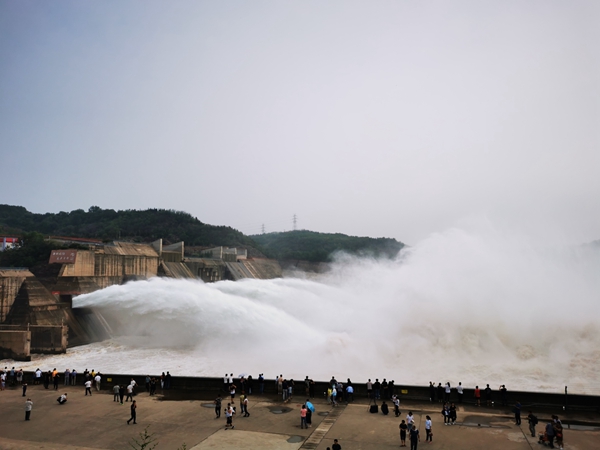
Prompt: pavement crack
<box><xmin>300</xmin><ymin>405</ymin><xmax>346</xmax><ymax>449</ymax></box>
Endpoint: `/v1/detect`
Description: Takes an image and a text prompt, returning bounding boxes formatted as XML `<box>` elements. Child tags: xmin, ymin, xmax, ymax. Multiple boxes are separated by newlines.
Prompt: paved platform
<box><xmin>0</xmin><ymin>383</ymin><xmax>598</xmax><ymax>449</ymax></box>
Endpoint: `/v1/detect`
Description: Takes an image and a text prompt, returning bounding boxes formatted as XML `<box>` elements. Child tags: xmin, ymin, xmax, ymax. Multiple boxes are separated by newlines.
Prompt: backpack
<box><xmin>532</xmin><ymin>415</ymin><xmax>538</xmax><ymax>425</ymax></box>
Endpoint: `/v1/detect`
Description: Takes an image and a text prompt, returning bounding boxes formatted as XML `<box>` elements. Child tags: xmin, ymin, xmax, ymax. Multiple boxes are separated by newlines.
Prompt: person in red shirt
<box><xmin>474</xmin><ymin>386</ymin><xmax>481</xmax><ymax>406</ymax></box>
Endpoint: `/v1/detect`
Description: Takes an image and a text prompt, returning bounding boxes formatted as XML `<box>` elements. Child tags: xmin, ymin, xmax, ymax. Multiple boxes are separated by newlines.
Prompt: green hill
<box><xmin>0</xmin><ymin>205</ymin><xmax>405</xmax><ymax>265</ymax></box>
<box><xmin>251</xmin><ymin>230</ymin><xmax>404</xmax><ymax>262</ymax></box>
<box><xmin>0</xmin><ymin>204</ymin><xmax>254</xmax><ymax>248</ymax></box>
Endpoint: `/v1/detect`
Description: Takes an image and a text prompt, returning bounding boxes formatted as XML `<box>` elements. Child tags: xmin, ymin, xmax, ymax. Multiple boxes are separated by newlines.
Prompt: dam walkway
<box><xmin>0</xmin><ymin>384</ymin><xmax>598</xmax><ymax>450</ymax></box>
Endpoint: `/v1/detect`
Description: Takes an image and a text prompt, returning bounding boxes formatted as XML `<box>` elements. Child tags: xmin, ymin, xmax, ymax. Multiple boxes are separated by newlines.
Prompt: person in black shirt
<box><xmin>409</xmin><ymin>426</ymin><xmax>420</xmax><ymax>450</ymax></box>
<box><xmin>499</xmin><ymin>385</ymin><xmax>508</xmax><ymax>406</ymax></box>
<box><xmin>215</xmin><ymin>395</ymin><xmax>222</xmax><ymax>418</ymax></box>
<box><xmin>127</xmin><ymin>400</ymin><xmax>137</xmax><ymax>424</ymax></box>
<box><xmin>399</xmin><ymin>420</ymin><xmax>408</xmax><ymax>447</ymax></box>
<box><xmin>381</xmin><ymin>401</ymin><xmax>389</xmax><ymax>415</ymax></box>
<box><xmin>485</xmin><ymin>384</ymin><xmax>492</xmax><ymax>406</ymax></box>
<box><xmin>450</xmin><ymin>403</ymin><xmax>457</xmax><ymax>424</ymax></box>
<box><xmin>437</xmin><ymin>383</ymin><xmax>443</xmax><ymax>403</ymax></box>
<box><xmin>373</xmin><ymin>379</ymin><xmax>381</xmax><ymax>400</ymax></box>
<box><xmin>381</xmin><ymin>379</ymin><xmax>389</xmax><ymax>399</ymax></box>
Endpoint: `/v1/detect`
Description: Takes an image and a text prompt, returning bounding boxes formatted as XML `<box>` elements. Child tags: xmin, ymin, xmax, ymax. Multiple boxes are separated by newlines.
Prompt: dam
<box><xmin>2</xmin><ymin>227</ymin><xmax>600</xmax><ymax>396</ymax></box>
<box><xmin>0</xmin><ymin>237</ymin><xmax>282</xmax><ymax>359</ymax></box>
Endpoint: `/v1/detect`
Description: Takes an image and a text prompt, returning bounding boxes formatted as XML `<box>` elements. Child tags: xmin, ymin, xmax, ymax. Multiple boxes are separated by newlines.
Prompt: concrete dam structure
<box><xmin>0</xmin><ymin>238</ymin><xmax>282</xmax><ymax>360</ymax></box>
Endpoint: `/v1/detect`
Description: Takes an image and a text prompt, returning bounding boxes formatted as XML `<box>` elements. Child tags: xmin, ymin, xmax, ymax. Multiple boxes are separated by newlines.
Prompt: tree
<box><xmin>129</xmin><ymin>425</ymin><xmax>158</xmax><ymax>450</ymax></box>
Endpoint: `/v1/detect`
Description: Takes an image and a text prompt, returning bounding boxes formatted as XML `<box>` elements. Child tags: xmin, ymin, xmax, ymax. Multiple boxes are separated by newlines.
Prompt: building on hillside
<box><xmin>200</xmin><ymin>246</ymin><xmax>247</xmax><ymax>261</ymax></box>
<box><xmin>47</xmin><ymin>236</ymin><xmax>105</xmax><ymax>246</ymax></box>
<box><xmin>0</xmin><ymin>237</ymin><xmax>19</xmax><ymax>251</ymax></box>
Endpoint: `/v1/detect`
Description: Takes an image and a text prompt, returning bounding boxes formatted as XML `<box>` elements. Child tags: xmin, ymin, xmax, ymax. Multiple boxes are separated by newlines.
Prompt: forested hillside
<box><xmin>0</xmin><ymin>205</ymin><xmax>254</xmax><ymax>247</ymax></box>
<box><xmin>251</xmin><ymin>230</ymin><xmax>404</xmax><ymax>262</ymax></box>
<box><xmin>0</xmin><ymin>205</ymin><xmax>405</xmax><ymax>265</ymax></box>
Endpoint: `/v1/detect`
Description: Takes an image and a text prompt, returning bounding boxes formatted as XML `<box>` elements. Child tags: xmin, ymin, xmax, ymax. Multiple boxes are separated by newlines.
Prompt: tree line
<box><xmin>0</xmin><ymin>205</ymin><xmax>404</xmax><ymax>266</ymax></box>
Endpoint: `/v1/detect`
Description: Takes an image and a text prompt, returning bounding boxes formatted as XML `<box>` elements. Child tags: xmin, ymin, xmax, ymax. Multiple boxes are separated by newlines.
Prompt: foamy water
<box><xmin>4</xmin><ymin>225</ymin><xmax>600</xmax><ymax>394</ymax></box>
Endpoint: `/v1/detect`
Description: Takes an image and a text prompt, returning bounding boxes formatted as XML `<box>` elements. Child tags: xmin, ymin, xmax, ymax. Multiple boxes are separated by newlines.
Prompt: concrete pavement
<box><xmin>0</xmin><ymin>383</ymin><xmax>598</xmax><ymax>449</ymax></box>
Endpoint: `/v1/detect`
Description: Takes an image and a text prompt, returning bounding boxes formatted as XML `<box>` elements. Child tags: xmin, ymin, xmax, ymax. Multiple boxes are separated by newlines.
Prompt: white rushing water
<box><xmin>5</xmin><ymin>224</ymin><xmax>600</xmax><ymax>394</ymax></box>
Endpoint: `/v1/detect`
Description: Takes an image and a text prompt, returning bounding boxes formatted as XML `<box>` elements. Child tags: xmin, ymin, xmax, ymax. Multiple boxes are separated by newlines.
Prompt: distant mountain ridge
<box><xmin>0</xmin><ymin>204</ymin><xmax>253</xmax><ymax>248</ymax></box>
<box><xmin>251</xmin><ymin>230</ymin><xmax>403</xmax><ymax>262</ymax></box>
<box><xmin>0</xmin><ymin>205</ymin><xmax>404</xmax><ymax>263</ymax></box>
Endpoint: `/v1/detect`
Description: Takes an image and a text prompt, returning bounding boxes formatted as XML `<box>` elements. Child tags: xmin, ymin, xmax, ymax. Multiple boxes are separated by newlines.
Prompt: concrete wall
<box><xmin>12</xmin><ymin>372</ymin><xmax>599</xmax><ymax>411</ymax></box>
<box><xmin>89</xmin><ymin>276</ymin><xmax>125</xmax><ymax>290</ymax></box>
<box><xmin>162</xmin><ymin>242</ymin><xmax>184</xmax><ymax>261</ymax></box>
<box><xmin>122</xmin><ymin>255</ymin><xmax>157</xmax><ymax>277</ymax></box>
<box><xmin>0</xmin><ymin>274</ymin><xmax>27</xmax><ymax>322</ymax></box>
<box><xmin>30</xmin><ymin>325</ymin><xmax>68</xmax><ymax>354</ymax></box>
<box><xmin>243</xmin><ymin>259</ymin><xmax>283</xmax><ymax>279</ymax></box>
<box><xmin>0</xmin><ymin>325</ymin><xmax>66</xmax><ymax>358</ymax></box>
<box><xmin>60</xmin><ymin>250</ymin><xmax>95</xmax><ymax>277</ymax></box>
<box><xmin>161</xmin><ymin>251</ymin><xmax>182</xmax><ymax>263</ymax></box>
<box><xmin>0</xmin><ymin>330</ymin><xmax>31</xmax><ymax>361</ymax></box>
<box><xmin>92</xmin><ymin>254</ymin><xmax>158</xmax><ymax>278</ymax></box>
<box><xmin>184</xmin><ymin>259</ymin><xmax>226</xmax><ymax>282</ymax></box>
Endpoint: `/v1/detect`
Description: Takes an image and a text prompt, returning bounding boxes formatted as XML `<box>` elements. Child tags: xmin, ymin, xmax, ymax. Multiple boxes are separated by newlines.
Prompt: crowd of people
<box><xmin>0</xmin><ymin>367</ymin><xmax>568</xmax><ymax>449</ymax></box>
<box><xmin>0</xmin><ymin>366</ymin><xmax>173</xmax><ymax>425</ymax></box>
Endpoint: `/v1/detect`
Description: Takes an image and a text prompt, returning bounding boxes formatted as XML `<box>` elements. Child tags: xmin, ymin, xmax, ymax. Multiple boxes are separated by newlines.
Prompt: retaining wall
<box><xmin>0</xmin><ymin>330</ymin><xmax>31</xmax><ymax>360</ymax></box>
<box><xmin>14</xmin><ymin>371</ymin><xmax>600</xmax><ymax>412</ymax></box>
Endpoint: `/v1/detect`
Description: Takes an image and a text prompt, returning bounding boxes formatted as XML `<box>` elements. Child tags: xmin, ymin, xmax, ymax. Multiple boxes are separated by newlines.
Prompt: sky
<box><xmin>1</xmin><ymin>0</ymin><xmax>598</xmax><ymax>245</ymax></box>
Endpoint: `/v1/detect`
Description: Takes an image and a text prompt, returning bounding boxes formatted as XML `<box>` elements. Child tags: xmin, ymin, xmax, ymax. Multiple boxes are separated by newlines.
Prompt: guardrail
<box><xmin>12</xmin><ymin>372</ymin><xmax>600</xmax><ymax>412</ymax></box>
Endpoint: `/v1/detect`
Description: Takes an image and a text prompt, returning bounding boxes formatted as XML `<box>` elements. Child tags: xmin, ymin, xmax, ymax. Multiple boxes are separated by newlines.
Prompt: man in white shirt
<box><xmin>94</xmin><ymin>374</ymin><xmax>101</xmax><ymax>391</ymax></box>
<box><xmin>126</xmin><ymin>384</ymin><xmax>134</xmax><ymax>402</ymax></box>
<box><xmin>392</xmin><ymin>395</ymin><xmax>400</xmax><ymax>416</ymax></box>
<box><xmin>243</xmin><ymin>395</ymin><xmax>250</xmax><ymax>417</ymax></box>
<box><xmin>25</xmin><ymin>398</ymin><xmax>33</xmax><ymax>420</ymax></box>
<box><xmin>407</xmin><ymin>411</ymin><xmax>415</xmax><ymax>430</ymax></box>
<box><xmin>457</xmin><ymin>382</ymin><xmax>464</xmax><ymax>404</ymax></box>
<box><xmin>225</xmin><ymin>403</ymin><xmax>235</xmax><ymax>429</ymax></box>
<box><xmin>85</xmin><ymin>380</ymin><xmax>92</xmax><ymax>396</ymax></box>
<box><xmin>35</xmin><ymin>369</ymin><xmax>42</xmax><ymax>385</ymax></box>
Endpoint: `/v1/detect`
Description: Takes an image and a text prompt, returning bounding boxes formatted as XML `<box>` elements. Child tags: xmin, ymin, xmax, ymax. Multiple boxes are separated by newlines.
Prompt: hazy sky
<box><xmin>1</xmin><ymin>0</ymin><xmax>598</xmax><ymax>245</ymax></box>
